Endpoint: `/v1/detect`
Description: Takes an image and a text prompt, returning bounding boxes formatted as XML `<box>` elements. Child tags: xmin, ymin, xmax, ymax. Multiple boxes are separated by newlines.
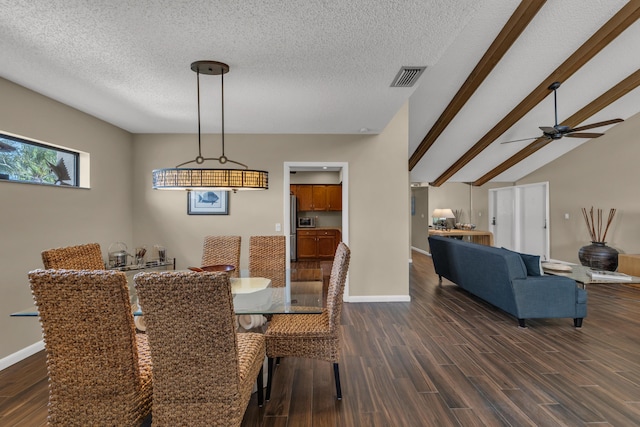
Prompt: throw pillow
<box><xmin>501</xmin><ymin>247</ymin><xmax>542</xmax><ymax>276</ymax></box>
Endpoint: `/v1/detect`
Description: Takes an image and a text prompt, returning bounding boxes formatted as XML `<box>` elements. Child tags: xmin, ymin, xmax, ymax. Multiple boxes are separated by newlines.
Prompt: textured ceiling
<box><xmin>0</xmin><ymin>0</ymin><xmax>480</xmax><ymax>134</ymax></box>
<box><xmin>1</xmin><ymin>0</ymin><xmax>638</xmax><ymax>183</ymax></box>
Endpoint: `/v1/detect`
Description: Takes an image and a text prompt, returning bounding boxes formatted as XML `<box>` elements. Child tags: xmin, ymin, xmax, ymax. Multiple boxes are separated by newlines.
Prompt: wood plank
<box><xmin>466</xmin><ymin>375</ymin><xmax>538</xmax><ymax>427</ymax></box>
<box><xmin>473</xmin><ymin>68</ymin><xmax>640</xmax><ymax>185</ymax></box>
<box><xmin>432</xmin><ymin>1</ymin><xmax>640</xmax><ymax>186</ymax></box>
<box><xmin>408</xmin><ymin>0</ymin><xmax>546</xmax><ymax>170</ymax></box>
<box><xmin>4</xmin><ymin>251</ymin><xmax>640</xmax><ymax>426</ymax></box>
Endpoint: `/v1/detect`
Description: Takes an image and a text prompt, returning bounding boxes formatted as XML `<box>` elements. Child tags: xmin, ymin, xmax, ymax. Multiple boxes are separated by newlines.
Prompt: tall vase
<box><xmin>578</xmin><ymin>241</ymin><xmax>619</xmax><ymax>271</ymax></box>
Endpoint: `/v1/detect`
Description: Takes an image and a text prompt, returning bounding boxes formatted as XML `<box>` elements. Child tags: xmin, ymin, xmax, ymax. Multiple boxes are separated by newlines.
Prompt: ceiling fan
<box><xmin>501</xmin><ymin>82</ymin><xmax>623</xmax><ymax>144</ymax></box>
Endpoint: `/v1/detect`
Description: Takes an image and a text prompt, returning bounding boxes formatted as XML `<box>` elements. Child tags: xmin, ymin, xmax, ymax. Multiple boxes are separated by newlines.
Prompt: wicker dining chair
<box><xmin>27</xmin><ymin>269</ymin><xmax>153</xmax><ymax>426</ymax></box>
<box><xmin>134</xmin><ymin>270</ymin><xmax>265</xmax><ymax>427</ymax></box>
<box><xmin>201</xmin><ymin>235</ymin><xmax>241</xmax><ymax>277</ymax></box>
<box><xmin>265</xmin><ymin>242</ymin><xmax>350</xmax><ymax>400</ymax></box>
<box><xmin>249</xmin><ymin>235</ymin><xmax>286</xmax><ymax>287</ymax></box>
<box><xmin>41</xmin><ymin>242</ymin><xmax>105</xmax><ymax>270</ymax></box>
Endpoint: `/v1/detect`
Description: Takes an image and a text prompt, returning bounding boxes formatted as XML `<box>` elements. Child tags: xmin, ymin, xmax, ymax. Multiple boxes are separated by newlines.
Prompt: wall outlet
<box><xmin>564</xmin><ymin>213</ymin><xmax>570</xmax><ymax>220</ymax></box>
<box><xmin>275</xmin><ymin>223</ymin><xmax>281</xmax><ymax>232</ymax></box>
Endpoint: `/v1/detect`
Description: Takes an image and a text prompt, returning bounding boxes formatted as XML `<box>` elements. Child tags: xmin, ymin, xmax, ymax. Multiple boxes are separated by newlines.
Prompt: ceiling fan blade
<box><xmin>539</xmin><ymin>126</ymin><xmax>558</xmax><ymax>134</ymax></box>
<box><xmin>569</xmin><ymin>118</ymin><xmax>623</xmax><ymax>132</ymax></box>
<box><xmin>564</xmin><ymin>132</ymin><xmax>603</xmax><ymax>138</ymax></box>
<box><xmin>500</xmin><ymin>136</ymin><xmax>542</xmax><ymax>144</ymax></box>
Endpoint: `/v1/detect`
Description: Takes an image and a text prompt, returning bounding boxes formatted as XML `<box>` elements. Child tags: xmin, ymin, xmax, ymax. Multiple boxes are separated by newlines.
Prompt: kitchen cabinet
<box><xmin>312</xmin><ymin>186</ymin><xmax>327</xmax><ymax>210</ymax></box>
<box><xmin>297</xmin><ymin>229</ymin><xmax>341</xmax><ymax>259</ymax></box>
<box><xmin>296</xmin><ymin>185</ymin><xmax>314</xmax><ymax>211</ymax></box>
<box><xmin>326</xmin><ymin>185</ymin><xmax>342</xmax><ymax>211</ymax></box>
<box><xmin>294</xmin><ymin>184</ymin><xmax>342</xmax><ymax>211</ymax></box>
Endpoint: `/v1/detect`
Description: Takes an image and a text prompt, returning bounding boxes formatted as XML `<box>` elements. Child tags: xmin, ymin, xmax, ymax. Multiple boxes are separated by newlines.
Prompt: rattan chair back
<box><xmin>201</xmin><ymin>235</ymin><xmax>241</xmax><ymax>277</ymax></box>
<box><xmin>134</xmin><ymin>271</ymin><xmax>265</xmax><ymax>426</ymax></box>
<box><xmin>326</xmin><ymin>242</ymin><xmax>351</xmax><ymax>331</ymax></box>
<box><xmin>41</xmin><ymin>243</ymin><xmax>105</xmax><ymax>270</ymax></box>
<box><xmin>27</xmin><ymin>269</ymin><xmax>152</xmax><ymax>426</ymax></box>
<box><xmin>249</xmin><ymin>235</ymin><xmax>286</xmax><ymax>287</ymax></box>
<box><xmin>264</xmin><ymin>242</ymin><xmax>350</xmax><ymax>400</ymax></box>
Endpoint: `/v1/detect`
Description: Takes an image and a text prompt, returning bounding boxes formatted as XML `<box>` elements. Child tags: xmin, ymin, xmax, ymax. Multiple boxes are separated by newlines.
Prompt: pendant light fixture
<box><xmin>152</xmin><ymin>60</ymin><xmax>268</xmax><ymax>191</ymax></box>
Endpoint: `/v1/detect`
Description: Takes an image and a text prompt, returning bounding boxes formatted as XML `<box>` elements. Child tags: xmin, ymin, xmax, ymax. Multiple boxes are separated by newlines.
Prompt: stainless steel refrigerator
<box><xmin>290</xmin><ymin>195</ymin><xmax>297</xmax><ymax>261</ymax></box>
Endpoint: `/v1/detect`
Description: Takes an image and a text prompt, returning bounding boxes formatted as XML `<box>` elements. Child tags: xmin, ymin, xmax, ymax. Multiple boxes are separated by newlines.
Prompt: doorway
<box><xmin>283</xmin><ymin>162</ymin><xmax>349</xmax><ymax>298</ymax></box>
<box><xmin>489</xmin><ymin>182</ymin><xmax>549</xmax><ymax>260</ymax></box>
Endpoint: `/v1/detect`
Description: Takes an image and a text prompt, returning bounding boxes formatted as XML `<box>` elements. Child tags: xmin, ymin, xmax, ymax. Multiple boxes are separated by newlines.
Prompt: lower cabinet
<box><xmin>298</xmin><ymin>231</ymin><xmax>319</xmax><ymax>259</ymax></box>
<box><xmin>297</xmin><ymin>229</ymin><xmax>340</xmax><ymax>259</ymax></box>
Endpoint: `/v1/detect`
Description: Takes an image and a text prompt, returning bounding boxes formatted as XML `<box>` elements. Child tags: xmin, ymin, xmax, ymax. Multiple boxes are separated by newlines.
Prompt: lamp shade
<box><xmin>152</xmin><ymin>60</ymin><xmax>268</xmax><ymax>191</ymax></box>
<box><xmin>432</xmin><ymin>208</ymin><xmax>445</xmax><ymax>218</ymax></box>
<box><xmin>442</xmin><ymin>208</ymin><xmax>455</xmax><ymax>219</ymax></box>
<box><xmin>433</xmin><ymin>208</ymin><xmax>455</xmax><ymax>218</ymax></box>
<box><xmin>152</xmin><ymin>168</ymin><xmax>268</xmax><ymax>191</ymax></box>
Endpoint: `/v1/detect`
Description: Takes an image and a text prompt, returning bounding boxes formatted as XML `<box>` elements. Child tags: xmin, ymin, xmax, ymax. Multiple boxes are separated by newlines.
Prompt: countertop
<box><xmin>297</xmin><ymin>226</ymin><xmax>342</xmax><ymax>232</ymax></box>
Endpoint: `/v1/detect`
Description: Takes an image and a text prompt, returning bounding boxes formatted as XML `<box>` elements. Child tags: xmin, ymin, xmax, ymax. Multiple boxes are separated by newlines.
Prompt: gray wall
<box><xmin>410</xmin><ymin>186</ymin><xmax>429</xmax><ymax>252</ymax></box>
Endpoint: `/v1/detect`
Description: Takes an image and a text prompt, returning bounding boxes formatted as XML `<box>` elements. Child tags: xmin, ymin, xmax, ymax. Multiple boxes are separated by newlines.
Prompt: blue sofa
<box><xmin>428</xmin><ymin>235</ymin><xmax>587</xmax><ymax>328</ymax></box>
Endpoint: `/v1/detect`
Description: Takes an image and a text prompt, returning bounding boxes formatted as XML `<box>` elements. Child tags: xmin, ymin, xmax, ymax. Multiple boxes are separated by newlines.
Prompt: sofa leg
<box><xmin>518</xmin><ymin>319</ymin><xmax>526</xmax><ymax>328</ymax></box>
<box><xmin>438</xmin><ymin>275</ymin><xmax>442</xmax><ymax>285</ymax></box>
<box><xmin>574</xmin><ymin>318</ymin><xmax>583</xmax><ymax>328</ymax></box>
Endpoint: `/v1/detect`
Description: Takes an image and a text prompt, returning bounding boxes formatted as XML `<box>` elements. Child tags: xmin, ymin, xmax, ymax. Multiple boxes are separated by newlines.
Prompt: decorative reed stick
<box><xmin>581</xmin><ymin>207</ymin><xmax>616</xmax><ymax>243</ymax></box>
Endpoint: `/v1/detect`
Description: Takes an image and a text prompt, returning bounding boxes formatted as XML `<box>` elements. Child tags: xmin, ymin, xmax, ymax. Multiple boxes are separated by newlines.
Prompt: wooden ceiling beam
<box><xmin>430</xmin><ymin>1</ymin><xmax>640</xmax><ymax>187</ymax></box>
<box><xmin>408</xmin><ymin>0</ymin><xmax>545</xmax><ymax>171</ymax></box>
<box><xmin>473</xmin><ymin>69</ymin><xmax>640</xmax><ymax>186</ymax></box>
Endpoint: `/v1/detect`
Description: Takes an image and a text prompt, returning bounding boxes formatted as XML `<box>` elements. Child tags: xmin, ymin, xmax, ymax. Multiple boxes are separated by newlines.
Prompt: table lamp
<box><xmin>432</xmin><ymin>208</ymin><xmax>455</xmax><ymax>229</ymax></box>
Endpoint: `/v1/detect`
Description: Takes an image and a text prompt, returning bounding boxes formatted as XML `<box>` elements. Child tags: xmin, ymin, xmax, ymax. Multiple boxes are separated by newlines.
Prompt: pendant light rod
<box><xmin>197</xmin><ymin>69</ymin><xmax>203</xmax><ymax>160</ymax></box>
<box><xmin>174</xmin><ymin>61</ymin><xmax>248</xmax><ymax>169</ymax></box>
<box><xmin>221</xmin><ymin>69</ymin><xmax>225</xmax><ymax>161</ymax></box>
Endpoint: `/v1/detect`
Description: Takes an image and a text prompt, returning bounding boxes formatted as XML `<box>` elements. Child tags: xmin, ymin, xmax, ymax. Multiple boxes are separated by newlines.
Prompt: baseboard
<box><xmin>346</xmin><ymin>295</ymin><xmax>411</xmax><ymax>303</ymax></box>
<box><xmin>411</xmin><ymin>246</ymin><xmax>431</xmax><ymax>256</ymax></box>
<box><xmin>0</xmin><ymin>340</ymin><xmax>44</xmax><ymax>371</ymax></box>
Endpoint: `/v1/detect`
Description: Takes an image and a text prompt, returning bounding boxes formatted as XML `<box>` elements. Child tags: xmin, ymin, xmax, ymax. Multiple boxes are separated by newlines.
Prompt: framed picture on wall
<box><xmin>187</xmin><ymin>190</ymin><xmax>229</xmax><ymax>215</ymax></box>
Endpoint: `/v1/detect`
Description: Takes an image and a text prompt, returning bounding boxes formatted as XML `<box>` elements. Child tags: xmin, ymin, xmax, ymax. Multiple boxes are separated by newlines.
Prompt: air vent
<box><xmin>391</xmin><ymin>66</ymin><xmax>426</xmax><ymax>87</ymax></box>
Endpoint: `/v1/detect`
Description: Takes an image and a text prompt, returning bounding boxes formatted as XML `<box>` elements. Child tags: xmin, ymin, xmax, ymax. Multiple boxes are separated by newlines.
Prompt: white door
<box><xmin>489</xmin><ymin>182</ymin><xmax>549</xmax><ymax>259</ymax></box>
<box><xmin>519</xmin><ymin>183</ymin><xmax>549</xmax><ymax>259</ymax></box>
<box><xmin>490</xmin><ymin>187</ymin><xmax>515</xmax><ymax>249</ymax></box>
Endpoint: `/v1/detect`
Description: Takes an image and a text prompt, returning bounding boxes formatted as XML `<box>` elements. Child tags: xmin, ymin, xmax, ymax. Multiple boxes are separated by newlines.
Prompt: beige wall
<box><xmin>0</xmin><ymin>78</ymin><xmax>409</xmax><ymax>361</ymax></box>
<box><xmin>291</xmin><ymin>171</ymin><xmax>342</xmax><ymax>184</ymax></box>
<box><xmin>518</xmin><ymin>112</ymin><xmax>640</xmax><ymax>262</ymax></box>
<box><xmin>132</xmin><ymin>103</ymin><xmax>410</xmax><ymax>299</ymax></box>
<box><xmin>0</xmin><ymin>78</ymin><xmax>134</xmax><ymax>359</ymax></box>
<box><xmin>410</xmin><ymin>182</ymin><xmax>510</xmax><ymax>252</ymax></box>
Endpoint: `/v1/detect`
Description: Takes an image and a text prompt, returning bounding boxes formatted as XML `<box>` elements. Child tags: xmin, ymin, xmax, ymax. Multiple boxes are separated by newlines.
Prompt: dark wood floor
<box><xmin>3</xmin><ymin>251</ymin><xmax>640</xmax><ymax>426</ymax></box>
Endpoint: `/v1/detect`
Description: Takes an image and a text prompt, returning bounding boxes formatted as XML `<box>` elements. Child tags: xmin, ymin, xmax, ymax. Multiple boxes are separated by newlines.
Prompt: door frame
<box><xmin>284</xmin><ymin>161</ymin><xmax>350</xmax><ymax>299</ymax></box>
<box><xmin>489</xmin><ymin>182</ymin><xmax>549</xmax><ymax>259</ymax></box>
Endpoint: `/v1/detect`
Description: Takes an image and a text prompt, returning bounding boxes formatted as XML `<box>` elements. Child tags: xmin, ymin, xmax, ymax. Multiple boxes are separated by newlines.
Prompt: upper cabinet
<box><xmin>291</xmin><ymin>184</ymin><xmax>342</xmax><ymax>211</ymax></box>
<box><xmin>295</xmin><ymin>185</ymin><xmax>314</xmax><ymax>211</ymax></box>
<box><xmin>326</xmin><ymin>185</ymin><xmax>342</xmax><ymax>211</ymax></box>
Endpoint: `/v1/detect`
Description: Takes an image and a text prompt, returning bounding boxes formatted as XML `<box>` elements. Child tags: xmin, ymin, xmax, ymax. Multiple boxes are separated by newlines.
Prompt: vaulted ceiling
<box><xmin>1</xmin><ymin>1</ymin><xmax>639</xmax><ymax>185</ymax></box>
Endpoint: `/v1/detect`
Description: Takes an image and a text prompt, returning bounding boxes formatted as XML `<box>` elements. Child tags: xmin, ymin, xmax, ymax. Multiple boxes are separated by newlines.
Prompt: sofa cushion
<box><xmin>502</xmin><ymin>247</ymin><xmax>541</xmax><ymax>276</ymax></box>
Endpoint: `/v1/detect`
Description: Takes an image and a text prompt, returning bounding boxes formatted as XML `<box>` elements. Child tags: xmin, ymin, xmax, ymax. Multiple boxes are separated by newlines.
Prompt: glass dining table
<box><xmin>10</xmin><ymin>268</ymin><xmax>325</xmax><ymax>317</ymax></box>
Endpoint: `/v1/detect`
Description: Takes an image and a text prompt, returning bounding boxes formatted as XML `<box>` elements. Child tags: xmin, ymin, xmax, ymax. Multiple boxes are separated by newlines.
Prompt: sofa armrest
<box><xmin>511</xmin><ymin>276</ymin><xmax>586</xmax><ymax>319</ymax></box>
